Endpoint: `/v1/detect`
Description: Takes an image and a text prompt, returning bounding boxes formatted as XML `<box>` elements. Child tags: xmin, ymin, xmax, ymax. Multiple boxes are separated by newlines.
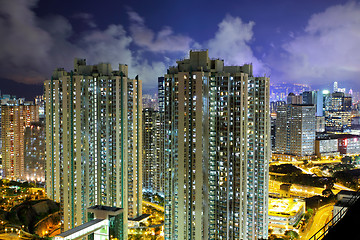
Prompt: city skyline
<box><xmin>0</xmin><ymin>0</ymin><xmax>359</xmax><ymax>95</ymax></box>
<box><xmin>0</xmin><ymin>1</ymin><xmax>360</xmax><ymax>239</ymax></box>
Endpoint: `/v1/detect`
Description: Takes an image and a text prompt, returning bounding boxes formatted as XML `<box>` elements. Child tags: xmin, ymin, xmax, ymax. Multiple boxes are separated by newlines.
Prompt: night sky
<box><xmin>0</xmin><ymin>0</ymin><xmax>359</xmax><ymax>98</ymax></box>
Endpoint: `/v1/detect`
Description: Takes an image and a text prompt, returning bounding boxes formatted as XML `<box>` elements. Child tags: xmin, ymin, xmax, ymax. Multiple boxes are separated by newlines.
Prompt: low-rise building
<box><xmin>315</xmin><ymin>133</ymin><xmax>360</xmax><ymax>157</ymax></box>
<box><xmin>269</xmin><ymin>198</ymin><xmax>305</xmax><ymax>230</ymax></box>
<box><xmin>315</xmin><ymin>138</ymin><xmax>339</xmax><ymax>158</ymax></box>
<box><xmin>333</xmin><ymin>190</ymin><xmax>360</xmax><ymax>224</ymax></box>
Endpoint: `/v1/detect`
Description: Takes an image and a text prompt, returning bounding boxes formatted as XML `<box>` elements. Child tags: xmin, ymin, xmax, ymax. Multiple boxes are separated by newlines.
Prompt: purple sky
<box><xmin>0</xmin><ymin>0</ymin><xmax>359</xmax><ymax>94</ymax></box>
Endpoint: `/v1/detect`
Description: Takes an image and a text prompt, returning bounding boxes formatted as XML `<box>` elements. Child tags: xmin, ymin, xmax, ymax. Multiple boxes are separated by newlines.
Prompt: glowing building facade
<box><xmin>45</xmin><ymin>59</ymin><xmax>142</xmax><ymax>236</ymax></box>
<box><xmin>1</xmin><ymin>102</ymin><xmax>39</xmax><ymax>180</ymax></box>
<box><xmin>164</xmin><ymin>50</ymin><xmax>270</xmax><ymax>240</ymax></box>
<box><xmin>323</xmin><ymin>92</ymin><xmax>352</xmax><ymax>132</ymax></box>
<box><xmin>24</xmin><ymin>121</ymin><xmax>45</xmax><ymax>182</ymax></box>
<box><xmin>143</xmin><ymin>108</ymin><xmax>164</xmax><ymax>195</ymax></box>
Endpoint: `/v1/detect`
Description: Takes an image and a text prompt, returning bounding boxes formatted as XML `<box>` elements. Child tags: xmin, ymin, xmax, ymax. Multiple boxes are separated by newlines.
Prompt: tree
<box><xmin>285</xmin><ymin>230</ymin><xmax>299</xmax><ymax>240</ymax></box>
<box><xmin>322</xmin><ymin>189</ymin><xmax>334</xmax><ymax>198</ymax></box>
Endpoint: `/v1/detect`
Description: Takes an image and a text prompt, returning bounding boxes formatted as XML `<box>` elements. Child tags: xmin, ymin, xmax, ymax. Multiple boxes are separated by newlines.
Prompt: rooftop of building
<box><xmin>129</xmin><ymin>213</ymin><xmax>151</xmax><ymax>222</ymax></box>
<box><xmin>316</xmin><ymin>133</ymin><xmax>360</xmax><ymax>140</ymax></box>
<box><xmin>88</xmin><ymin>205</ymin><xmax>122</xmax><ymax>212</ymax></box>
<box><xmin>290</xmin><ymin>104</ymin><xmax>315</xmax><ymax>107</ymax></box>
<box><xmin>167</xmin><ymin>50</ymin><xmax>254</xmax><ymax>76</ymax></box>
<box><xmin>51</xmin><ymin>58</ymin><xmax>134</xmax><ymax>79</ymax></box>
<box><xmin>56</xmin><ymin>218</ymin><xmax>105</xmax><ymax>238</ymax></box>
<box><xmin>268</xmin><ymin>198</ymin><xmax>305</xmax><ymax>217</ymax></box>
<box><xmin>337</xmin><ymin>190</ymin><xmax>358</xmax><ymax>196</ymax></box>
<box><xmin>334</xmin><ymin>200</ymin><xmax>353</xmax><ymax>208</ymax></box>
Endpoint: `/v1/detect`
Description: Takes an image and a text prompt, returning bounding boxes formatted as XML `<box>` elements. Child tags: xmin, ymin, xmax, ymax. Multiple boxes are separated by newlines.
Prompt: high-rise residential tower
<box><xmin>24</xmin><ymin>120</ymin><xmax>45</xmax><ymax>182</ymax></box>
<box><xmin>164</xmin><ymin>50</ymin><xmax>270</xmax><ymax>240</ymax></box>
<box><xmin>143</xmin><ymin>108</ymin><xmax>164</xmax><ymax>195</ymax></box>
<box><xmin>1</xmin><ymin>101</ymin><xmax>39</xmax><ymax>180</ymax></box>
<box><xmin>127</xmin><ymin>76</ymin><xmax>143</xmax><ymax>219</ymax></box>
<box><xmin>45</xmin><ymin>59</ymin><xmax>142</xmax><ymax>237</ymax></box>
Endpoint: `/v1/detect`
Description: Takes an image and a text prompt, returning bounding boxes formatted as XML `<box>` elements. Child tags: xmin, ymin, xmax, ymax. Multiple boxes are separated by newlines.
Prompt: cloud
<box><xmin>0</xmin><ymin>0</ymin><xmax>54</xmax><ymax>83</ymax></box>
<box><xmin>79</xmin><ymin>24</ymin><xmax>167</xmax><ymax>88</ymax></box>
<box><xmin>72</xmin><ymin>13</ymin><xmax>97</xmax><ymax>28</ymax></box>
<box><xmin>127</xmin><ymin>10</ymin><xmax>194</xmax><ymax>53</ymax></box>
<box><xmin>0</xmin><ymin>1</ymin><xmax>268</xmax><ymax>89</ymax></box>
<box><xmin>278</xmin><ymin>1</ymin><xmax>360</xmax><ymax>87</ymax></box>
<box><xmin>206</xmin><ymin>15</ymin><xmax>268</xmax><ymax>76</ymax></box>
<box><xmin>0</xmin><ymin>0</ymin><xmax>167</xmax><ymax>88</ymax></box>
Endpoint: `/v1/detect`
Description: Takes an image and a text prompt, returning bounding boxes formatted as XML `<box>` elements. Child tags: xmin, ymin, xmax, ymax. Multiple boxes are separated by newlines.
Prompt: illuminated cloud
<box><xmin>279</xmin><ymin>1</ymin><xmax>360</xmax><ymax>87</ymax></box>
<box><xmin>0</xmin><ymin>0</ymin><xmax>166</xmax><ymax>87</ymax></box>
<box><xmin>127</xmin><ymin>10</ymin><xmax>194</xmax><ymax>53</ymax></box>
<box><xmin>206</xmin><ymin>15</ymin><xmax>268</xmax><ymax>76</ymax></box>
<box><xmin>0</xmin><ymin>0</ymin><xmax>55</xmax><ymax>83</ymax></box>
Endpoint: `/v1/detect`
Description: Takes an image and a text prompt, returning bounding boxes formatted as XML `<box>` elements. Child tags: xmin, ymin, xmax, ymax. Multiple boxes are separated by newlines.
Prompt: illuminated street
<box><xmin>128</xmin><ymin>201</ymin><xmax>164</xmax><ymax>239</ymax></box>
<box><xmin>269</xmin><ymin>179</ymin><xmax>340</xmax><ymax>198</ymax></box>
<box><xmin>300</xmin><ymin>204</ymin><xmax>334</xmax><ymax>240</ymax></box>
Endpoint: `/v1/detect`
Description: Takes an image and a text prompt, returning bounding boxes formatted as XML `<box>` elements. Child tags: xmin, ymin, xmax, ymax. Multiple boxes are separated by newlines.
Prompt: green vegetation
<box><xmin>284</xmin><ymin>230</ymin><xmax>299</xmax><ymax>239</ymax></box>
<box><xmin>271</xmin><ymin>172</ymin><xmax>334</xmax><ymax>189</ymax></box>
<box><xmin>6</xmin><ymin>199</ymin><xmax>60</xmax><ymax>233</ymax></box>
<box><xmin>143</xmin><ymin>192</ymin><xmax>164</xmax><ymax>206</ymax></box>
<box><xmin>270</xmin><ymin>163</ymin><xmax>334</xmax><ymax>188</ymax></box>
<box><xmin>333</xmin><ymin>169</ymin><xmax>360</xmax><ymax>190</ymax></box>
<box><xmin>270</xmin><ymin>164</ymin><xmax>302</xmax><ymax>175</ymax></box>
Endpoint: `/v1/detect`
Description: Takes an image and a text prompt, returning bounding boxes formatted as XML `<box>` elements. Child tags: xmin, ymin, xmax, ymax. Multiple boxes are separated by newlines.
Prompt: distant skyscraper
<box><xmin>24</xmin><ymin>121</ymin><xmax>45</xmax><ymax>182</ymax></box>
<box><xmin>1</xmin><ymin>101</ymin><xmax>39</xmax><ymax>179</ymax></box>
<box><xmin>45</xmin><ymin>59</ymin><xmax>142</xmax><ymax>237</ymax></box>
<box><xmin>302</xmin><ymin>91</ymin><xmax>317</xmax><ymax>105</ymax></box>
<box><xmin>323</xmin><ymin>92</ymin><xmax>352</xmax><ymax>132</ymax></box>
<box><xmin>164</xmin><ymin>50</ymin><xmax>270</xmax><ymax>239</ymax></box>
<box><xmin>302</xmin><ymin>90</ymin><xmax>319</xmax><ymax>116</ymax></box>
<box><xmin>333</xmin><ymin>81</ymin><xmax>338</xmax><ymax>93</ymax></box>
<box><xmin>275</xmin><ymin>104</ymin><xmax>316</xmax><ymax>156</ymax></box>
<box><xmin>287</xmin><ymin>93</ymin><xmax>302</xmax><ymax>104</ymax></box>
<box><xmin>270</xmin><ymin>101</ymin><xmax>286</xmax><ymax>113</ymax></box>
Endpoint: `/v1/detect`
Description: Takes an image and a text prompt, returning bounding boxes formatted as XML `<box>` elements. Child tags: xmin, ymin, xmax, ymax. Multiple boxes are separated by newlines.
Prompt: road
<box><xmin>300</xmin><ymin>204</ymin><xmax>334</xmax><ymax>240</ymax></box>
<box><xmin>269</xmin><ymin>180</ymin><xmax>339</xmax><ymax>197</ymax></box>
<box><xmin>293</xmin><ymin>165</ymin><xmax>354</xmax><ymax>192</ymax></box>
<box><xmin>143</xmin><ymin>201</ymin><xmax>164</xmax><ymax>211</ymax></box>
<box><xmin>333</xmin><ymin>183</ymin><xmax>354</xmax><ymax>191</ymax></box>
<box><xmin>271</xmin><ymin>159</ymin><xmax>341</xmax><ymax>166</ymax></box>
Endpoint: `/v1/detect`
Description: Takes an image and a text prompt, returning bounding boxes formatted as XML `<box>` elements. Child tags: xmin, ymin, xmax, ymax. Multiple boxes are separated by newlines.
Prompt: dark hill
<box><xmin>6</xmin><ymin>199</ymin><xmax>59</xmax><ymax>233</ymax></box>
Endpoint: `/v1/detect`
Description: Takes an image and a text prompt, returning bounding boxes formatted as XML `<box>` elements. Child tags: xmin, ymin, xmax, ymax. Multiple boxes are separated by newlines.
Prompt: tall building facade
<box><xmin>164</xmin><ymin>50</ymin><xmax>270</xmax><ymax>240</ymax></box>
<box><xmin>287</xmin><ymin>93</ymin><xmax>302</xmax><ymax>104</ymax></box>
<box><xmin>45</xmin><ymin>59</ymin><xmax>142</xmax><ymax>237</ymax></box>
<box><xmin>1</xmin><ymin>102</ymin><xmax>39</xmax><ymax>179</ymax></box>
<box><xmin>127</xmin><ymin>77</ymin><xmax>143</xmax><ymax>219</ymax></box>
<box><xmin>275</xmin><ymin>104</ymin><xmax>316</xmax><ymax>156</ymax></box>
<box><xmin>302</xmin><ymin>91</ymin><xmax>317</xmax><ymax>105</ymax></box>
<box><xmin>0</xmin><ymin>95</ymin><xmax>21</xmax><ymax>162</ymax></box>
<box><xmin>24</xmin><ymin>121</ymin><xmax>45</xmax><ymax>182</ymax></box>
<box><xmin>143</xmin><ymin>108</ymin><xmax>164</xmax><ymax>195</ymax></box>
